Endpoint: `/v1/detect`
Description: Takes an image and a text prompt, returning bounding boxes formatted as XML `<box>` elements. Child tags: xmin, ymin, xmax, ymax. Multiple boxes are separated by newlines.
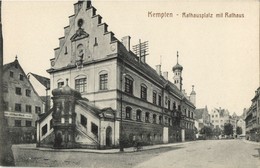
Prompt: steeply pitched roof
<box><xmin>29</xmin><ymin>72</ymin><xmax>50</xmax><ymax>89</ymax></box>
<box><xmin>194</xmin><ymin>108</ymin><xmax>205</xmax><ymax>120</ymax></box>
<box><xmin>215</xmin><ymin>108</ymin><xmax>229</xmax><ymax>117</ymax></box>
<box><xmin>120</xmin><ymin>49</ymin><xmax>193</xmax><ymax>107</ymax></box>
<box><xmin>3</xmin><ymin>59</ymin><xmax>43</xmax><ymax>103</ymax></box>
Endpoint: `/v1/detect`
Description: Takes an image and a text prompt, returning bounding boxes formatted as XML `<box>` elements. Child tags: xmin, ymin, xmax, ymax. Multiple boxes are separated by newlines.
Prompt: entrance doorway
<box><xmin>106</xmin><ymin>126</ymin><xmax>112</xmax><ymax>147</ymax></box>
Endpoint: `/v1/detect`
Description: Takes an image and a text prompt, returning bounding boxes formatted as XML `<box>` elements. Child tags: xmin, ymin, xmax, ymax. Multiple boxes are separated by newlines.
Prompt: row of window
<box><xmin>9</xmin><ymin>71</ymin><xmax>24</xmax><ymax>81</ymax></box>
<box><xmin>15</xmin><ymin>87</ymin><xmax>31</xmax><ymax>97</ymax></box>
<box><xmin>125</xmin><ymin>107</ymin><xmax>172</xmax><ymax>126</ymax></box>
<box><xmin>130</xmin><ymin>133</ymin><xmax>163</xmax><ymax>142</ymax></box>
<box><xmin>4</xmin><ymin>102</ymin><xmax>41</xmax><ymax>113</ymax></box>
<box><xmin>212</xmin><ymin>114</ymin><xmax>218</xmax><ymax>118</ymax></box>
<box><xmin>14</xmin><ymin>120</ymin><xmax>32</xmax><ymax>127</ymax></box>
<box><xmin>125</xmin><ymin>77</ymin><xmax>164</xmax><ymax>106</ymax></box>
<box><xmin>80</xmin><ymin>115</ymin><xmax>98</xmax><ymax>136</ymax></box>
<box><xmin>124</xmin><ymin>76</ymin><xmax>193</xmax><ymax>117</ymax></box>
<box><xmin>211</xmin><ymin>120</ymin><xmax>224</xmax><ymax>123</ymax></box>
<box><xmin>182</xmin><ymin>122</ymin><xmax>194</xmax><ymax>129</ymax></box>
<box><xmin>57</xmin><ymin>73</ymin><xmax>108</xmax><ymax>93</ymax></box>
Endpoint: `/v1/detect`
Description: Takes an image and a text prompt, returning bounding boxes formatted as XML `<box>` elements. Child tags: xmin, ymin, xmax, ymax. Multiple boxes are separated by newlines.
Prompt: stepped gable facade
<box><xmin>38</xmin><ymin>0</ymin><xmax>196</xmax><ymax>149</ymax></box>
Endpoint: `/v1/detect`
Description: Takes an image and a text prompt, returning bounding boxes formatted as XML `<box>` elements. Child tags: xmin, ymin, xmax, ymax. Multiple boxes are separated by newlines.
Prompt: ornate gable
<box><xmin>48</xmin><ymin>0</ymin><xmax>119</xmax><ymax>72</ymax></box>
<box><xmin>70</xmin><ymin>28</ymin><xmax>89</xmax><ymax>42</ymax></box>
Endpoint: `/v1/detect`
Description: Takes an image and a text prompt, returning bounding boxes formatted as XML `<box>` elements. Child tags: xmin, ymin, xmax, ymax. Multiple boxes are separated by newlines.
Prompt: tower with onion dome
<box><xmin>172</xmin><ymin>51</ymin><xmax>183</xmax><ymax>91</ymax></box>
<box><xmin>52</xmin><ymin>79</ymin><xmax>81</xmax><ymax>148</ymax></box>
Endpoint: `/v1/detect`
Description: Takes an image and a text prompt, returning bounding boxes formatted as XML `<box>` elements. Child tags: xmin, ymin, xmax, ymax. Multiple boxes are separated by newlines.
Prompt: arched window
<box><xmin>99</xmin><ymin>70</ymin><xmax>108</xmax><ymax>90</ymax></box>
<box><xmin>153</xmin><ymin>114</ymin><xmax>157</xmax><ymax>123</ymax></box>
<box><xmin>140</xmin><ymin>84</ymin><xmax>147</xmax><ymax>100</ymax></box>
<box><xmin>165</xmin><ymin>117</ymin><xmax>168</xmax><ymax>125</ymax></box>
<box><xmin>159</xmin><ymin>115</ymin><xmax>162</xmax><ymax>124</ymax></box>
<box><xmin>125</xmin><ymin>107</ymin><xmax>132</xmax><ymax>119</ymax></box>
<box><xmin>136</xmin><ymin>110</ymin><xmax>142</xmax><ymax>121</ymax></box>
<box><xmin>154</xmin><ymin>134</ymin><xmax>157</xmax><ymax>141</ymax></box>
<box><xmin>158</xmin><ymin>94</ymin><xmax>162</xmax><ymax>106</ymax></box>
<box><xmin>168</xmin><ymin>99</ymin><xmax>171</xmax><ymax>110</ymax></box>
<box><xmin>152</xmin><ymin>91</ymin><xmax>157</xmax><ymax>104</ymax></box>
<box><xmin>145</xmin><ymin>112</ymin><xmax>150</xmax><ymax>122</ymax></box>
<box><xmin>173</xmin><ymin>101</ymin><xmax>176</xmax><ymax>109</ymax></box>
<box><xmin>125</xmin><ymin>75</ymin><xmax>133</xmax><ymax>95</ymax></box>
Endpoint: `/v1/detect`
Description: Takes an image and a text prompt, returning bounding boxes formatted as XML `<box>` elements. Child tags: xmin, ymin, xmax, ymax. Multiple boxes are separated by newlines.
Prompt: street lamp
<box><xmin>119</xmin><ymin>61</ymin><xmax>126</xmax><ymax>152</ymax></box>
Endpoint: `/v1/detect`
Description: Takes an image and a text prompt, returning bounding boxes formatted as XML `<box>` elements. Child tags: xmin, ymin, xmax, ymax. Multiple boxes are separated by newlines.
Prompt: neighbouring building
<box><xmin>210</xmin><ymin>107</ymin><xmax>239</xmax><ymax>135</ymax></box>
<box><xmin>229</xmin><ymin>113</ymin><xmax>238</xmax><ymax>134</ymax></box>
<box><xmin>245</xmin><ymin>87</ymin><xmax>260</xmax><ymax>141</ymax></box>
<box><xmin>237</xmin><ymin>118</ymin><xmax>246</xmax><ymax>136</ymax></box>
<box><xmin>210</xmin><ymin>107</ymin><xmax>230</xmax><ymax>130</ymax></box>
<box><xmin>194</xmin><ymin>106</ymin><xmax>210</xmax><ymax>133</ymax></box>
<box><xmin>37</xmin><ymin>0</ymin><xmax>196</xmax><ymax>149</ymax></box>
<box><xmin>27</xmin><ymin>72</ymin><xmax>51</xmax><ymax>113</ymax></box>
<box><xmin>3</xmin><ymin>57</ymin><xmax>44</xmax><ymax>144</ymax></box>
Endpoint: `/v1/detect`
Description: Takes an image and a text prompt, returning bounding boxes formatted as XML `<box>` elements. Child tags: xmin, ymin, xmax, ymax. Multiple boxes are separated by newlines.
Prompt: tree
<box><xmin>200</xmin><ymin>126</ymin><xmax>213</xmax><ymax>138</ymax></box>
<box><xmin>213</xmin><ymin>127</ymin><xmax>222</xmax><ymax>137</ymax></box>
<box><xmin>236</xmin><ymin>126</ymin><xmax>242</xmax><ymax>135</ymax></box>
<box><xmin>224</xmin><ymin>123</ymin><xmax>233</xmax><ymax>136</ymax></box>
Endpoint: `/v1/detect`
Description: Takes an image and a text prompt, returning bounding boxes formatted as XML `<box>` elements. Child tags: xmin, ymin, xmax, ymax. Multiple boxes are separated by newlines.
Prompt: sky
<box><xmin>2</xmin><ymin>0</ymin><xmax>259</xmax><ymax>115</ymax></box>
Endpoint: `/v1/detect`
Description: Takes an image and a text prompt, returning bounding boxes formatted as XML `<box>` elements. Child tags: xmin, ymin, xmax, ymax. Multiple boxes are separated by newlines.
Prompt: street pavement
<box><xmin>135</xmin><ymin>139</ymin><xmax>260</xmax><ymax>168</ymax></box>
<box><xmin>12</xmin><ymin>139</ymin><xmax>260</xmax><ymax>167</ymax></box>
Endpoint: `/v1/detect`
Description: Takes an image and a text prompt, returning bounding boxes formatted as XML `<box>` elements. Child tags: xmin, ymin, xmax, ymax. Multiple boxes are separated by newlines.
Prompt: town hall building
<box><xmin>37</xmin><ymin>0</ymin><xmax>196</xmax><ymax>149</ymax></box>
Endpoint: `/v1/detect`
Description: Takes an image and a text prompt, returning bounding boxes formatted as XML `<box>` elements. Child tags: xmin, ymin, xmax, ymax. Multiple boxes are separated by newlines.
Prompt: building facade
<box><xmin>3</xmin><ymin>58</ymin><xmax>44</xmax><ymax>143</ymax></box>
<box><xmin>245</xmin><ymin>87</ymin><xmax>260</xmax><ymax>141</ymax></box>
<box><xmin>237</xmin><ymin>118</ymin><xmax>246</xmax><ymax>136</ymax></box>
<box><xmin>210</xmin><ymin>108</ymin><xmax>230</xmax><ymax>130</ymax></box>
<box><xmin>37</xmin><ymin>0</ymin><xmax>196</xmax><ymax>149</ymax></box>
<box><xmin>194</xmin><ymin>106</ymin><xmax>210</xmax><ymax>132</ymax></box>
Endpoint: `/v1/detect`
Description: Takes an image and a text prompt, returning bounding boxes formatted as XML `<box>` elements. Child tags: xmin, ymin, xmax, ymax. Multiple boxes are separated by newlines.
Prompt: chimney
<box><xmin>163</xmin><ymin>71</ymin><xmax>168</xmax><ymax>80</ymax></box>
<box><xmin>155</xmin><ymin>65</ymin><xmax>161</xmax><ymax>75</ymax></box>
<box><xmin>86</xmin><ymin>0</ymin><xmax>92</xmax><ymax>8</ymax></box>
<box><xmin>122</xmin><ymin>36</ymin><xmax>131</xmax><ymax>51</ymax></box>
<box><xmin>140</xmin><ymin>55</ymin><xmax>146</xmax><ymax>63</ymax></box>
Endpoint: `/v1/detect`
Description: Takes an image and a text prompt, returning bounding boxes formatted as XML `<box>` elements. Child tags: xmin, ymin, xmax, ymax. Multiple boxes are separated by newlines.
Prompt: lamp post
<box><xmin>119</xmin><ymin>61</ymin><xmax>125</xmax><ymax>152</ymax></box>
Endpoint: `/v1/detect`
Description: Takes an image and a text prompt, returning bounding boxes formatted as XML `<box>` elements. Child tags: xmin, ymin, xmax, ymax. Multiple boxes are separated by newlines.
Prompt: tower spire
<box><xmin>177</xmin><ymin>51</ymin><xmax>179</xmax><ymax>64</ymax></box>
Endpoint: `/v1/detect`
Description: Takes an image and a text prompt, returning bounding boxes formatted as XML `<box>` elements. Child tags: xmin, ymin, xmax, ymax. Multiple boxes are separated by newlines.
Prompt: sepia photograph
<box><xmin>0</xmin><ymin>0</ymin><xmax>259</xmax><ymax>167</ymax></box>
